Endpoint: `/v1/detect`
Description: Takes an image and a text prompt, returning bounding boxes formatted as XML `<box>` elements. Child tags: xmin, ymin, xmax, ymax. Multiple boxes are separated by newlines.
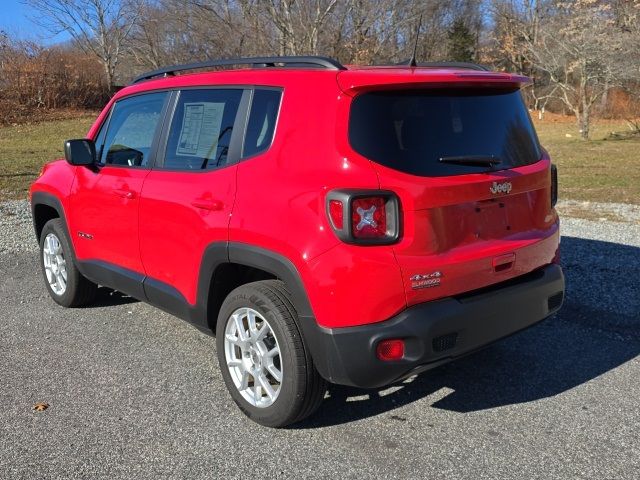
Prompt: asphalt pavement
<box><xmin>1</xmin><ymin>204</ymin><xmax>638</xmax><ymax>479</ymax></box>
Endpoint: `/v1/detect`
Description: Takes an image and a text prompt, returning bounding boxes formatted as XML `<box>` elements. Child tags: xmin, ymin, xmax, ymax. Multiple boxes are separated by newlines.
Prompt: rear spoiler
<box><xmin>337</xmin><ymin>69</ymin><xmax>531</xmax><ymax>96</ymax></box>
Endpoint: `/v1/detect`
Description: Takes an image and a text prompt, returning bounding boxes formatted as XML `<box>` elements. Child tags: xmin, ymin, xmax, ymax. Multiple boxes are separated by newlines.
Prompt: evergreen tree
<box><xmin>447</xmin><ymin>19</ymin><xmax>476</xmax><ymax>62</ymax></box>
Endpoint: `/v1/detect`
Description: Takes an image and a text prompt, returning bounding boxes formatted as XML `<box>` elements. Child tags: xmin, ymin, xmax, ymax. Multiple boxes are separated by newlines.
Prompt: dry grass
<box><xmin>534</xmin><ymin>116</ymin><xmax>640</xmax><ymax>205</ymax></box>
<box><xmin>0</xmin><ymin>114</ymin><xmax>96</xmax><ymax>201</ymax></box>
<box><xmin>0</xmin><ymin>112</ymin><xmax>639</xmax><ymax>204</ymax></box>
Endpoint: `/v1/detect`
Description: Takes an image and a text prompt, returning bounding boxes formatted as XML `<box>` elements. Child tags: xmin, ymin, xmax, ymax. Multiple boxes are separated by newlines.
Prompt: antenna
<box><xmin>409</xmin><ymin>14</ymin><xmax>423</xmax><ymax>67</ymax></box>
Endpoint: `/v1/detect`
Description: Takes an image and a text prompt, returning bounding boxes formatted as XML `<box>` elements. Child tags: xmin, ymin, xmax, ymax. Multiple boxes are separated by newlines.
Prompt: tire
<box><xmin>39</xmin><ymin>218</ymin><xmax>97</xmax><ymax>307</ymax></box>
<box><xmin>216</xmin><ymin>280</ymin><xmax>327</xmax><ymax>427</ymax></box>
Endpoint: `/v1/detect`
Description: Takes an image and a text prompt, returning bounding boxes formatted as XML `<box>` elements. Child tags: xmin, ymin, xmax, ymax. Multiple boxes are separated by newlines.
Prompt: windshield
<box><xmin>349</xmin><ymin>88</ymin><xmax>541</xmax><ymax>177</ymax></box>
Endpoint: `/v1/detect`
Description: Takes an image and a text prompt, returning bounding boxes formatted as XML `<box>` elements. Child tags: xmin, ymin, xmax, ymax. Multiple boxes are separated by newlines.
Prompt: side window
<box><xmin>243</xmin><ymin>89</ymin><xmax>282</xmax><ymax>158</ymax></box>
<box><xmin>100</xmin><ymin>92</ymin><xmax>167</xmax><ymax>167</ymax></box>
<box><xmin>163</xmin><ymin>89</ymin><xmax>242</xmax><ymax>170</ymax></box>
<box><xmin>93</xmin><ymin>112</ymin><xmax>110</xmax><ymax>162</ymax></box>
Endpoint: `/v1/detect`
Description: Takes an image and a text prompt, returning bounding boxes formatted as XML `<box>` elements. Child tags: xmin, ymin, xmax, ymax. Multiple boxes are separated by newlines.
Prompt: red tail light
<box><xmin>376</xmin><ymin>339</ymin><xmax>405</xmax><ymax>361</ymax></box>
<box><xmin>326</xmin><ymin>190</ymin><xmax>400</xmax><ymax>245</ymax></box>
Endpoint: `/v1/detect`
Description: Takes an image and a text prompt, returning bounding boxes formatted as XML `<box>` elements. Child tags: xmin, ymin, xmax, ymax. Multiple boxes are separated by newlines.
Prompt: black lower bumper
<box><xmin>302</xmin><ymin>264</ymin><xmax>565</xmax><ymax>388</ymax></box>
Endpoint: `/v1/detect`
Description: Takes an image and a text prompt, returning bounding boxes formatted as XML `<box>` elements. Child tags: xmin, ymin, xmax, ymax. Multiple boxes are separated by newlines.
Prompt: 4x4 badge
<box><xmin>490</xmin><ymin>181</ymin><xmax>512</xmax><ymax>195</ymax></box>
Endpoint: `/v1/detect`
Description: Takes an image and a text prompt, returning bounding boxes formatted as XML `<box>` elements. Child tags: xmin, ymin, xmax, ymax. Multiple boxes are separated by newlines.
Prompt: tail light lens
<box><xmin>326</xmin><ymin>190</ymin><xmax>400</xmax><ymax>245</ymax></box>
<box><xmin>551</xmin><ymin>163</ymin><xmax>558</xmax><ymax>207</ymax></box>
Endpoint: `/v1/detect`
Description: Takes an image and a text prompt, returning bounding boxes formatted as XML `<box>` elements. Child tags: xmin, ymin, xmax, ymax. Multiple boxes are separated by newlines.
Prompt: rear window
<box><xmin>349</xmin><ymin>88</ymin><xmax>541</xmax><ymax>177</ymax></box>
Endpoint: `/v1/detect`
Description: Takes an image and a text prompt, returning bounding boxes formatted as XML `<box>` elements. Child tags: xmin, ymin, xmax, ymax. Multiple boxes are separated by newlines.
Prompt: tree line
<box><xmin>1</xmin><ymin>0</ymin><xmax>639</xmax><ymax>138</ymax></box>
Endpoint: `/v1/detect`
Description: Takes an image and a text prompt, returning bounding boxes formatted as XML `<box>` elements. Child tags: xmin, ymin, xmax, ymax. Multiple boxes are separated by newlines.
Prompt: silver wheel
<box><xmin>223</xmin><ymin>307</ymin><xmax>283</xmax><ymax>408</ymax></box>
<box><xmin>42</xmin><ymin>233</ymin><xmax>67</xmax><ymax>296</ymax></box>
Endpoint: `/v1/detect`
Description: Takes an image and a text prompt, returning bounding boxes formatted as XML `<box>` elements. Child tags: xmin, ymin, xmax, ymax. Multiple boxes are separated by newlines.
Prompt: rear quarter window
<box><xmin>242</xmin><ymin>89</ymin><xmax>282</xmax><ymax>158</ymax></box>
<box><xmin>349</xmin><ymin>88</ymin><xmax>541</xmax><ymax>177</ymax></box>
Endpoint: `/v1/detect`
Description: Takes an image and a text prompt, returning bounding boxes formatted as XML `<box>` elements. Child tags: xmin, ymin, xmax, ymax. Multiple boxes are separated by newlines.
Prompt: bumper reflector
<box><xmin>376</xmin><ymin>339</ymin><xmax>405</xmax><ymax>361</ymax></box>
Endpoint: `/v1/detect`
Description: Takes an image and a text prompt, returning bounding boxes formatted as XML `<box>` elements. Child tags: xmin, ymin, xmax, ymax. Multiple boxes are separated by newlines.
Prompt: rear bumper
<box><xmin>303</xmin><ymin>263</ymin><xmax>565</xmax><ymax>388</ymax></box>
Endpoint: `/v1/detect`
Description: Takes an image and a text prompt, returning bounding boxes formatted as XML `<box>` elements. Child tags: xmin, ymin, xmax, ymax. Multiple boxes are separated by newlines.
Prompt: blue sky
<box><xmin>0</xmin><ymin>0</ymin><xmax>70</xmax><ymax>44</ymax></box>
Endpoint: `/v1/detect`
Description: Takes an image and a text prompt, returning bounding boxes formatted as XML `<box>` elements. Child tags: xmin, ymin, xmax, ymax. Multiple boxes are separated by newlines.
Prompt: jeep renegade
<box><xmin>30</xmin><ymin>56</ymin><xmax>565</xmax><ymax>427</ymax></box>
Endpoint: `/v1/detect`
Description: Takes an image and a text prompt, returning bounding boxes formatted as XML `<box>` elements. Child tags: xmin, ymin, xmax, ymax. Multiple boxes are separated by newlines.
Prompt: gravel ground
<box><xmin>556</xmin><ymin>199</ymin><xmax>640</xmax><ymax>225</ymax></box>
<box><xmin>0</xmin><ymin>201</ymin><xmax>37</xmax><ymax>255</ymax></box>
<box><xmin>1</xmin><ymin>200</ymin><xmax>639</xmax><ymax>479</ymax></box>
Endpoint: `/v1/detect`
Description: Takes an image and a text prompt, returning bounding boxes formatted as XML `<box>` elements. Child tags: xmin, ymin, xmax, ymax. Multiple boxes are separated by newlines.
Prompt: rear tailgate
<box><xmin>375</xmin><ymin>159</ymin><xmax>558</xmax><ymax>307</ymax></box>
<box><xmin>343</xmin><ymin>78</ymin><xmax>559</xmax><ymax>307</ymax></box>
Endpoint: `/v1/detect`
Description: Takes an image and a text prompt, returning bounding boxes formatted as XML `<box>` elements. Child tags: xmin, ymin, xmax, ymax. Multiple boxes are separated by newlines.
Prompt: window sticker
<box><xmin>177</xmin><ymin>102</ymin><xmax>225</xmax><ymax>157</ymax></box>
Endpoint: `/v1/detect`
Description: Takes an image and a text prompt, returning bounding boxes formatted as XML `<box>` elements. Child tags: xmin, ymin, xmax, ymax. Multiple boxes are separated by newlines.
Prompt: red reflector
<box><xmin>376</xmin><ymin>339</ymin><xmax>405</xmax><ymax>361</ymax></box>
<box><xmin>352</xmin><ymin>197</ymin><xmax>386</xmax><ymax>238</ymax></box>
<box><xmin>328</xmin><ymin>200</ymin><xmax>344</xmax><ymax>230</ymax></box>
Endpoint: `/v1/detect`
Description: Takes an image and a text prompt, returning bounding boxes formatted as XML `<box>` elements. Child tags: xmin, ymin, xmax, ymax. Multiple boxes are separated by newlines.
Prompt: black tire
<box><xmin>39</xmin><ymin>218</ymin><xmax>97</xmax><ymax>307</ymax></box>
<box><xmin>216</xmin><ymin>280</ymin><xmax>327</xmax><ymax>427</ymax></box>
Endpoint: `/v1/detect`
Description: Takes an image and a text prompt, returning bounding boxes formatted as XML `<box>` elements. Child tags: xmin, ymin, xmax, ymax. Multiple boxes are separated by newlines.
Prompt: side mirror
<box><xmin>64</xmin><ymin>139</ymin><xmax>96</xmax><ymax>166</ymax></box>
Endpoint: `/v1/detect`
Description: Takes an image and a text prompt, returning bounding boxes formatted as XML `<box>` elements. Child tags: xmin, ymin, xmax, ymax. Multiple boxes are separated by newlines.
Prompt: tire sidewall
<box><xmin>216</xmin><ymin>286</ymin><xmax>303</xmax><ymax>427</ymax></box>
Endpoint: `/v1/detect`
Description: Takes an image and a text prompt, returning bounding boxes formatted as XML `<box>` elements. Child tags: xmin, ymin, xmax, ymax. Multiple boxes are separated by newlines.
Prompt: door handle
<box><xmin>114</xmin><ymin>188</ymin><xmax>135</xmax><ymax>199</ymax></box>
<box><xmin>191</xmin><ymin>199</ymin><xmax>223</xmax><ymax>211</ymax></box>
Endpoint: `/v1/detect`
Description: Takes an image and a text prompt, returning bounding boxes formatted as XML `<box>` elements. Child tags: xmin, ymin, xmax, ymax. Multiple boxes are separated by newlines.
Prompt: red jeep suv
<box><xmin>30</xmin><ymin>56</ymin><xmax>564</xmax><ymax>427</ymax></box>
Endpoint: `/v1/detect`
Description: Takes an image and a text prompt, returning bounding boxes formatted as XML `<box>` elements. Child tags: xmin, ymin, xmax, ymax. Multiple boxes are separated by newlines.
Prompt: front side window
<box><xmin>100</xmin><ymin>92</ymin><xmax>168</xmax><ymax>167</ymax></box>
<box><xmin>163</xmin><ymin>89</ymin><xmax>242</xmax><ymax>170</ymax></box>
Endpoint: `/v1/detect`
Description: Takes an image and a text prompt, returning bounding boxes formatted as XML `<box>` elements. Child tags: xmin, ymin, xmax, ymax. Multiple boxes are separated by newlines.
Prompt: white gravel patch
<box><xmin>557</xmin><ymin>199</ymin><xmax>640</xmax><ymax>225</ymax></box>
<box><xmin>0</xmin><ymin>200</ymin><xmax>37</xmax><ymax>254</ymax></box>
<box><xmin>562</xmin><ymin>216</ymin><xmax>640</xmax><ymax>247</ymax></box>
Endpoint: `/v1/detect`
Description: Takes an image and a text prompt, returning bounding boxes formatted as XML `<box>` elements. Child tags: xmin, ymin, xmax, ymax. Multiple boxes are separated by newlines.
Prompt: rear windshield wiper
<box><xmin>439</xmin><ymin>155</ymin><xmax>502</xmax><ymax>167</ymax></box>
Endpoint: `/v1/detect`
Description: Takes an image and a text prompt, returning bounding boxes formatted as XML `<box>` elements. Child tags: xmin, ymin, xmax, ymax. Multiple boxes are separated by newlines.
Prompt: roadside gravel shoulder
<box><xmin>0</xmin><ymin>200</ymin><xmax>37</xmax><ymax>254</ymax></box>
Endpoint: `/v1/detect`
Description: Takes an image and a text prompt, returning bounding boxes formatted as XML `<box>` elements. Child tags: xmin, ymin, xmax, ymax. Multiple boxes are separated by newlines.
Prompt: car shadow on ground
<box><xmin>88</xmin><ymin>287</ymin><xmax>139</xmax><ymax>307</ymax></box>
<box><xmin>294</xmin><ymin>236</ymin><xmax>640</xmax><ymax>429</ymax></box>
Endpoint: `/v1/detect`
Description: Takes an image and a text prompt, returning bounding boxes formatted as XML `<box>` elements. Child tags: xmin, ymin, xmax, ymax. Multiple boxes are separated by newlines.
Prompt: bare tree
<box><xmin>24</xmin><ymin>0</ymin><xmax>143</xmax><ymax>90</ymax></box>
<box><xmin>490</xmin><ymin>0</ymin><xmax>557</xmax><ymax>118</ymax></box>
<box><xmin>256</xmin><ymin>0</ymin><xmax>339</xmax><ymax>55</ymax></box>
<box><xmin>610</xmin><ymin>0</ymin><xmax>640</xmax><ymax>133</ymax></box>
<box><xmin>513</xmin><ymin>0</ymin><xmax>627</xmax><ymax>139</ymax></box>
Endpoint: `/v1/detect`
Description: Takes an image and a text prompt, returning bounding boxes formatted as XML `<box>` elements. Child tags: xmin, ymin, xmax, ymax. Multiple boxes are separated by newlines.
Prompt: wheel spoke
<box><xmin>247</xmin><ymin>310</ymin><xmax>258</xmax><ymax>336</ymax></box>
<box><xmin>254</xmin><ymin>383</ymin><xmax>262</xmax><ymax>402</ymax></box>
<box><xmin>239</xmin><ymin>370</ymin><xmax>250</xmax><ymax>391</ymax></box>
<box><xmin>267</xmin><ymin>347</ymin><xmax>279</xmax><ymax>358</ymax></box>
<box><xmin>266</xmin><ymin>364</ymin><xmax>282</xmax><ymax>383</ymax></box>
<box><xmin>255</xmin><ymin>324</ymin><xmax>268</xmax><ymax>342</ymax></box>
<box><xmin>258</xmin><ymin>373</ymin><xmax>276</xmax><ymax>400</ymax></box>
<box><xmin>233</xmin><ymin>314</ymin><xmax>248</xmax><ymax>341</ymax></box>
<box><xmin>56</xmin><ymin>272</ymin><xmax>66</xmax><ymax>290</ymax></box>
<box><xmin>227</xmin><ymin>359</ymin><xmax>242</xmax><ymax>368</ymax></box>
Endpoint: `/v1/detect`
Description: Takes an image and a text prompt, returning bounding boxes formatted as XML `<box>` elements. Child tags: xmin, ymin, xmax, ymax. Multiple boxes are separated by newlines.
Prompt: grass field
<box><xmin>0</xmin><ymin>114</ymin><xmax>96</xmax><ymax>200</ymax></box>
<box><xmin>533</xmin><ymin>117</ymin><xmax>640</xmax><ymax>205</ymax></box>
<box><xmin>0</xmin><ymin>113</ymin><xmax>639</xmax><ymax>204</ymax></box>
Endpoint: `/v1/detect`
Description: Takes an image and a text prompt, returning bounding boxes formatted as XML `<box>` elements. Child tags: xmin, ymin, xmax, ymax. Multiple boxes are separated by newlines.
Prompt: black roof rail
<box><xmin>131</xmin><ymin>55</ymin><xmax>346</xmax><ymax>84</ymax></box>
<box><xmin>392</xmin><ymin>60</ymin><xmax>490</xmax><ymax>71</ymax></box>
